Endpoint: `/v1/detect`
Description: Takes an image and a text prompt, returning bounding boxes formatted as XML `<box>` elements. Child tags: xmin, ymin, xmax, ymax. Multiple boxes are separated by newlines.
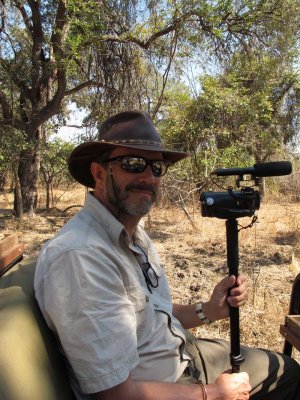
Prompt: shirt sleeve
<box><xmin>39</xmin><ymin>248</ymin><xmax>140</xmax><ymax>394</ymax></box>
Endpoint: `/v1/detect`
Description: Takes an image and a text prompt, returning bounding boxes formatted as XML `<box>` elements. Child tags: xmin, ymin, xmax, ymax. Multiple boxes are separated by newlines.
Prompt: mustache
<box><xmin>125</xmin><ymin>183</ymin><xmax>158</xmax><ymax>196</ymax></box>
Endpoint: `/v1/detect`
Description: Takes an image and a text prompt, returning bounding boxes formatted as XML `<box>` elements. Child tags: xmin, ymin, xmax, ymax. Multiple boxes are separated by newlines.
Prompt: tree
<box><xmin>193</xmin><ymin>51</ymin><xmax>299</xmax><ymax>161</ymax></box>
<box><xmin>1</xmin><ymin>0</ymin><xmax>298</xmax><ymax>216</ymax></box>
<box><xmin>40</xmin><ymin>138</ymin><xmax>75</xmax><ymax>210</ymax></box>
<box><xmin>160</xmin><ymin>50</ymin><xmax>299</xmax><ymax>196</ymax></box>
<box><xmin>0</xmin><ymin>126</ymin><xmax>27</xmax><ymax>217</ymax></box>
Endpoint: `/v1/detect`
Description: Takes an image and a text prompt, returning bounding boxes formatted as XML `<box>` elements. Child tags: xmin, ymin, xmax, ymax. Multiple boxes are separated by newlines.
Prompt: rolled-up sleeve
<box><xmin>37</xmin><ymin>248</ymin><xmax>139</xmax><ymax>393</ymax></box>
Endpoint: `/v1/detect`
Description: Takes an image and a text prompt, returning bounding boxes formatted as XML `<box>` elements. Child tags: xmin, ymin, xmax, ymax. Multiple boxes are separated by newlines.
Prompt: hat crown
<box><xmin>98</xmin><ymin>111</ymin><xmax>162</xmax><ymax>146</ymax></box>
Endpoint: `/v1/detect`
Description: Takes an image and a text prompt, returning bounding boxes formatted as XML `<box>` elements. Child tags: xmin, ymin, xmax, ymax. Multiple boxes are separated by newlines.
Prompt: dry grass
<box><xmin>1</xmin><ymin>187</ymin><xmax>300</xmax><ymax>363</ymax></box>
<box><xmin>148</xmin><ymin>199</ymin><xmax>300</xmax><ymax>363</ymax></box>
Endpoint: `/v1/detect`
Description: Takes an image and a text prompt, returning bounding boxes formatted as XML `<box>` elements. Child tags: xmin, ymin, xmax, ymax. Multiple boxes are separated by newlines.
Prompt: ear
<box><xmin>90</xmin><ymin>162</ymin><xmax>106</xmax><ymax>186</ymax></box>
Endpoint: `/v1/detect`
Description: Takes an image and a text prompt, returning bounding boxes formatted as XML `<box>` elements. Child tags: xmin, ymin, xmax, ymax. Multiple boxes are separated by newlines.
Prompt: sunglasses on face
<box><xmin>105</xmin><ymin>156</ymin><xmax>170</xmax><ymax>177</ymax></box>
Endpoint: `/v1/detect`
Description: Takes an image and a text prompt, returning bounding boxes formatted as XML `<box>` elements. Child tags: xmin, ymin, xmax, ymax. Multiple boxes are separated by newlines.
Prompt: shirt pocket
<box><xmin>127</xmin><ymin>287</ymin><xmax>154</xmax><ymax>340</ymax></box>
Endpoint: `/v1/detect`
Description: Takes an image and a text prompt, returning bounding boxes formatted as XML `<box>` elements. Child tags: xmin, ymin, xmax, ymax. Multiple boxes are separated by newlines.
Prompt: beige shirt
<box><xmin>34</xmin><ymin>193</ymin><xmax>189</xmax><ymax>396</ymax></box>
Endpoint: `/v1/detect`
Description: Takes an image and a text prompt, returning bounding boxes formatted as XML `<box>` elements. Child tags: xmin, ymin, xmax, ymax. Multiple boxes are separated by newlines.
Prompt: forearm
<box><xmin>172</xmin><ymin>302</ymin><xmax>219</xmax><ymax>329</ymax></box>
<box><xmin>173</xmin><ymin>274</ymin><xmax>248</xmax><ymax>329</ymax></box>
<box><xmin>93</xmin><ymin>376</ymin><xmax>204</xmax><ymax>400</ymax></box>
<box><xmin>93</xmin><ymin>373</ymin><xmax>251</xmax><ymax>400</ymax></box>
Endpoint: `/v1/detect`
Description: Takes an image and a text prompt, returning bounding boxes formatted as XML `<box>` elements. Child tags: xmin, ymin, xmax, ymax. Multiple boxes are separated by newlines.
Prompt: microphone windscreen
<box><xmin>254</xmin><ymin>161</ymin><xmax>292</xmax><ymax>177</ymax></box>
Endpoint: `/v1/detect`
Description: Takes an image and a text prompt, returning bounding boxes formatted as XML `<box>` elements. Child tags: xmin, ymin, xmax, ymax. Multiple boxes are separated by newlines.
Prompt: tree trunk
<box><xmin>14</xmin><ymin>128</ymin><xmax>41</xmax><ymax>217</ymax></box>
<box><xmin>12</xmin><ymin>166</ymin><xmax>23</xmax><ymax>219</ymax></box>
<box><xmin>40</xmin><ymin>164</ymin><xmax>51</xmax><ymax>210</ymax></box>
<box><xmin>17</xmin><ymin>151</ymin><xmax>40</xmax><ymax>217</ymax></box>
<box><xmin>0</xmin><ymin>172</ymin><xmax>6</xmax><ymax>191</ymax></box>
<box><xmin>46</xmin><ymin>181</ymin><xmax>50</xmax><ymax>210</ymax></box>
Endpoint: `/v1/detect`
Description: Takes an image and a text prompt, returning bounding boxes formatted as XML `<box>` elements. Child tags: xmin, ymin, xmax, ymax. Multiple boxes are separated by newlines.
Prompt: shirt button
<box><xmin>145</xmin><ymin>296</ymin><xmax>149</xmax><ymax>302</ymax></box>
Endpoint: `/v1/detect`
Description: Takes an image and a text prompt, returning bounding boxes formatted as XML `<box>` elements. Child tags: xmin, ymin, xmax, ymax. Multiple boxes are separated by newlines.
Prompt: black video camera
<box><xmin>200</xmin><ymin>161</ymin><xmax>292</xmax><ymax>220</ymax></box>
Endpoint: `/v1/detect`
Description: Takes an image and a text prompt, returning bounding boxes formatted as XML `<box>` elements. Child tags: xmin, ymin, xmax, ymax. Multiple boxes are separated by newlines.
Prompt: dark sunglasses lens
<box><xmin>151</xmin><ymin>161</ymin><xmax>168</xmax><ymax>177</ymax></box>
<box><xmin>121</xmin><ymin>157</ymin><xmax>146</xmax><ymax>173</ymax></box>
<box><xmin>147</xmin><ymin>264</ymin><xmax>159</xmax><ymax>287</ymax></box>
<box><xmin>116</xmin><ymin>157</ymin><xmax>168</xmax><ymax>177</ymax></box>
<box><xmin>142</xmin><ymin>262</ymin><xmax>159</xmax><ymax>289</ymax></box>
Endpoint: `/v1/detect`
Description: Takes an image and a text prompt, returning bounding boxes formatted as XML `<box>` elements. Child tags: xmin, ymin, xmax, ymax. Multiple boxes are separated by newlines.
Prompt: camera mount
<box><xmin>200</xmin><ymin>161</ymin><xmax>292</xmax><ymax>372</ymax></box>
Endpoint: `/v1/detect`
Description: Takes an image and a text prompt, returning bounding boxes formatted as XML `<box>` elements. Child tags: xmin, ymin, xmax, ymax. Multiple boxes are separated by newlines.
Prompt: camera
<box><xmin>200</xmin><ymin>161</ymin><xmax>292</xmax><ymax>220</ymax></box>
<box><xmin>201</xmin><ymin>188</ymin><xmax>260</xmax><ymax>219</ymax></box>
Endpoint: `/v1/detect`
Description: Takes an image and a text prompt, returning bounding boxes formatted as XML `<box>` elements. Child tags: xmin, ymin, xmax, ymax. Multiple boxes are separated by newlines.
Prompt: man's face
<box><xmin>95</xmin><ymin>147</ymin><xmax>164</xmax><ymax>218</ymax></box>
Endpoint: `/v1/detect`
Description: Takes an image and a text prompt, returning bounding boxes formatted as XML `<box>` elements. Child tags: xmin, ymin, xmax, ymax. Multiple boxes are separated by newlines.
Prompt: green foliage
<box><xmin>159</xmin><ymin>43</ymin><xmax>299</xmax><ymax>188</ymax></box>
<box><xmin>40</xmin><ymin>138</ymin><xmax>75</xmax><ymax>186</ymax></box>
<box><xmin>221</xmin><ymin>54</ymin><xmax>295</xmax><ymax>155</ymax></box>
<box><xmin>40</xmin><ymin>138</ymin><xmax>75</xmax><ymax>209</ymax></box>
<box><xmin>0</xmin><ymin>127</ymin><xmax>28</xmax><ymax>171</ymax></box>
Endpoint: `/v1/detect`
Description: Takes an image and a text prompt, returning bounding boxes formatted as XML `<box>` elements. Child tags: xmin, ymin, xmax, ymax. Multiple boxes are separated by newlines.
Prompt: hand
<box><xmin>207</xmin><ymin>371</ymin><xmax>251</xmax><ymax>400</ymax></box>
<box><xmin>203</xmin><ymin>274</ymin><xmax>248</xmax><ymax>321</ymax></box>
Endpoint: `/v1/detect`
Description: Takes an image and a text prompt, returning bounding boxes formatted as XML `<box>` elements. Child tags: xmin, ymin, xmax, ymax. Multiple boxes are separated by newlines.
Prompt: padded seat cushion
<box><xmin>0</xmin><ymin>258</ymin><xmax>74</xmax><ymax>400</ymax></box>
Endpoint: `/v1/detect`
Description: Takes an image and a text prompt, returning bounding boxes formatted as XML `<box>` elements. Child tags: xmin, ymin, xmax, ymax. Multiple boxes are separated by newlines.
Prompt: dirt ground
<box><xmin>1</xmin><ymin>187</ymin><xmax>300</xmax><ymax>362</ymax></box>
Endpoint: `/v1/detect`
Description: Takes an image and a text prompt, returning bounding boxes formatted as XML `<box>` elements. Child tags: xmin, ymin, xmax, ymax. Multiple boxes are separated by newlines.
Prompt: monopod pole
<box><xmin>226</xmin><ymin>218</ymin><xmax>245</xmax><ymax>373</ymax></box>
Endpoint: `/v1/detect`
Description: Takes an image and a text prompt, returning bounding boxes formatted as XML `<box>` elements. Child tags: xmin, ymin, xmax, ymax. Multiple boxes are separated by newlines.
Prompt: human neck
<box><xmin>118</xmin><ymin>213</ymin><xmax>141</xmax><ymax>242</ymax></box>
<box><xmin>92</xmin><ymin>191</ymin><xmax>141</xmax><ymax>241</ymax></box>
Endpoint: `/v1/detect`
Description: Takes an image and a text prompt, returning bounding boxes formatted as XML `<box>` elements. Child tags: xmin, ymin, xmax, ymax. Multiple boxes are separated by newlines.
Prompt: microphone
<box><xmin>212</xmin><ymin>161</ymin><xmax>292</xmax><ymax>178</ymax></box>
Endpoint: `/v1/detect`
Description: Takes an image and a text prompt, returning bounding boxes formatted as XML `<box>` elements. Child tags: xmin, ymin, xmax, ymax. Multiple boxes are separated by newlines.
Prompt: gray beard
<box><xmin>106</xmin><ymin>174</ymin><xmax>157</xmax><ymax>217</ymax></box>
<box><xmin>120</xmin><ymin>198</ymin><xmax>153</xmax><ymax>217</ymax></box>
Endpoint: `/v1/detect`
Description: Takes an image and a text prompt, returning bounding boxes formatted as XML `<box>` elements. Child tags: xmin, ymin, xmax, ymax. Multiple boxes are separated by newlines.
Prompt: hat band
<box><xmin>101</xmin><ymin>139</ymin><xmax>164</xmax><ymax>148</ymax></box>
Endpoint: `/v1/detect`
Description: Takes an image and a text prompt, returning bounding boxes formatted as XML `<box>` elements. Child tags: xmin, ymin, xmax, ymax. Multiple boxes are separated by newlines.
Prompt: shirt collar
<box><xmin>83</xmin><ymin>193</ymin><xmax>163</xmax><ymax>277</ymax></box>
<box><xmin>84</xmin><ymin>192</ymin><xmax>146</xmax><ymax>247</ymax></box>
<box><xmin>84</xmin><ymin>192</ymin><xmax>125</xmax><ymax>244</ymax></box>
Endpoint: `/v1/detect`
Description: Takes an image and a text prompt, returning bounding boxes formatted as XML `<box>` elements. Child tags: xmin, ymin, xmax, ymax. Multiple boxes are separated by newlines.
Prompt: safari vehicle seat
<box><xmin>0</xmin><ymin>256</ymin><xmax>74</xmax><ymax>400</ymax></box>
<box><xmin>280</xmin><ymin>272</ymin><xmax>300</xmax><ymax>355</ymax></box>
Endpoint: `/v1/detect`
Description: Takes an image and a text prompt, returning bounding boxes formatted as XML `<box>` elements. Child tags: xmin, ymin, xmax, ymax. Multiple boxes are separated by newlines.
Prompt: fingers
<box><xmin>227</xmin><ymin>289</ymin><xmax>248</xmax><ymax>307</ymax></box>
<box><xmin>240</xmin><ymin>391</ymin><xmax>250</xmax><ymax>400</ymax></box>
<box><xmin>218</xmin><ymin>275</ymin><xmax>236</xmax><ymax>291</ymax></box>
<box><xmin>208</xmin><ymin>274</ymin><xmax>248</xmax><ymax>320</ymax></box>
<box><xmin>215</xmin><ymin>371</ymin><xmax>251</xmax><ymax>399</ymax></box>
<box><xmin>236</xmin><ymin>274</ymin><xmax>246</xmax><ymax>286</ymax></box>
<box><xmin>221</xmin><ymin>274</ymin><xmax>248</xmax><ymax>307</ymax></box>
<box><xmin>232</xmin><ymin>372</ymin><xmax>251</xmax><ymax>391</ymax></box>
<box><xmin>217</xmin><ymin>274</ymin><xmax>245</xmax><ymax>292</ymax></box>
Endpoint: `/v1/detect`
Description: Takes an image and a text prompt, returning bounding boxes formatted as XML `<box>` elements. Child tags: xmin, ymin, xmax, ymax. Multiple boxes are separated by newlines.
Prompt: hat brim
<box><xmin>68</xmin><ymin>141</ymin><xmax>188</xmax><ymax>188</ymax></box>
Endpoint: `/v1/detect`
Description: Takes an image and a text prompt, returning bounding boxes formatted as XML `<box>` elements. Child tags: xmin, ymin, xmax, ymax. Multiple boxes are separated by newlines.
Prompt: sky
<box><xmin>56</xmin><ymin>104</ymin><xmax>88</xmax><ymax>143</ymax></box>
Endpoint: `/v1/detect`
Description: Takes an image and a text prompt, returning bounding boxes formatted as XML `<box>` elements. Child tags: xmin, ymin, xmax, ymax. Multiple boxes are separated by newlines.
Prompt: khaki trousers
<box><xmin>180</xmin><ymin>333</ymin><xmax>300</xmax><ymax>400</ymax></box>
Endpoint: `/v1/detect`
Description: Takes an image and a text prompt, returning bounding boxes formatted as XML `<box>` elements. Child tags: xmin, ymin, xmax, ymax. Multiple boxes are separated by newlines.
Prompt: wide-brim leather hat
<box><xmin>68</xmin><ymin>110</ymin><xmax>188</xmax><ymax>188</ymax></box>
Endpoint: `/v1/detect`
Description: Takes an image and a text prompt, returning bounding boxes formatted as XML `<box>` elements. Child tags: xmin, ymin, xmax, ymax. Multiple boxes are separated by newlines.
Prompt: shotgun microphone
<box><xmin>212</xmin><ymin>161</ymin><xmax>292</xmax><ymax>177</ymax></box>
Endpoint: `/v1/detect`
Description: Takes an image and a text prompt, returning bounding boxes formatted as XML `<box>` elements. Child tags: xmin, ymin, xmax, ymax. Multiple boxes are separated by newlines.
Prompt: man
<box><xmin>34</xmin><ymin>111</ymin><xmax>300</xmax><ymax>400</ymax></box>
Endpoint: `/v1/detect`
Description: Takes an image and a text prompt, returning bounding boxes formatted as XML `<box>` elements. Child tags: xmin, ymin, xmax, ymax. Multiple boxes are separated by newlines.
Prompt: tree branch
<box><xmin>65</xmin><ymin>80</ymin><xmax>100</xmax><ymax>96</ymax></box>
<box><xmin>101</xmin><ymin>10</ymin><xmax>201</xmax><ymax>49</ymax></box>
<box><xmin>14</xmin><ymin>1</ymin><xmax>33</xmax><ymax>35</ymax></box>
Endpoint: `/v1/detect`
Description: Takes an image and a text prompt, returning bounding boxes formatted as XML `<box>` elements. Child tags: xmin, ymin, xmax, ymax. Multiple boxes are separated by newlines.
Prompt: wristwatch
<box><xmin>195</xmin><ymin>302</ymin><xmax>212</xmax><ymax>324</ymax></box>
